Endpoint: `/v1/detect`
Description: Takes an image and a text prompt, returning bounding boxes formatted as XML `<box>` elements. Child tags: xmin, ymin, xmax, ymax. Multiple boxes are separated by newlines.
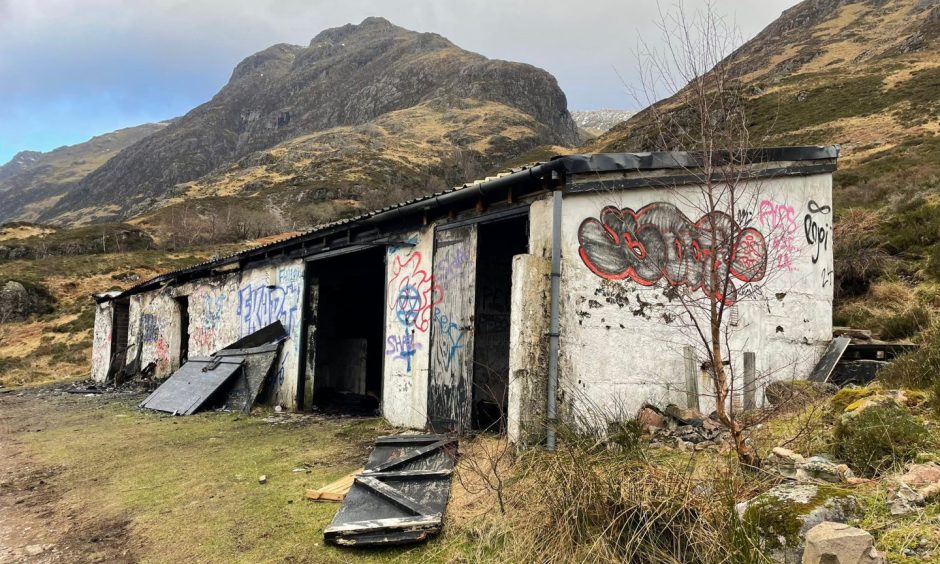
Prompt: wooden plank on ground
<box><xmin>305</xmin><ymin>468</ymin><xmax>362</xmax><ymax>503</ymax></box>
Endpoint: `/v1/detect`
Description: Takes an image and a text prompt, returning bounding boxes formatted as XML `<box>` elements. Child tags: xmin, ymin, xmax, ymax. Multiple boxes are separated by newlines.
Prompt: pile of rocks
<box><xmin>886</xmin><ymin>462</ymin><xmax>940</xmax><ymax>516</ymax></box>
<box><xmin>638</xmin><ymin>404</ymin><xmax>730</xmax><ymax>450</ymax></box>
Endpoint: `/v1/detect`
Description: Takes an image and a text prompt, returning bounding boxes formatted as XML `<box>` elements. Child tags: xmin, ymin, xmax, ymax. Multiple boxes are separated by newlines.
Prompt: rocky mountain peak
<box><xmin>24</xmin><ymin>18</ymin><xmax>579</xmax><ymax>225</ymax></box>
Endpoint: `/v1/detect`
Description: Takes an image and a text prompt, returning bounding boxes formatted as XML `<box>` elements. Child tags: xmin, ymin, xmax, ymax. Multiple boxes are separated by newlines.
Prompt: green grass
<box><xmin>20</xmin><ymin>396</ymin><xmax>453</xmax><ymax>563</ymax></box>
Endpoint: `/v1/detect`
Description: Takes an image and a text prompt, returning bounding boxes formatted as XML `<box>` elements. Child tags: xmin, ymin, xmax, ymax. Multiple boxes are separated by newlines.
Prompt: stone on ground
<box><xmin>802</xmin><ymin>521</ymin><xmax>884</xmax><ymax>564</ymax></box>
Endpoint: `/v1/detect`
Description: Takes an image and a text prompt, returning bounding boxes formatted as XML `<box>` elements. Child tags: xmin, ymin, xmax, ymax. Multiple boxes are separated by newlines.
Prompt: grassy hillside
<box><xmin>593</xmin><ymin>0</ymin><xmax>940</xmax><ymax>341</ymax></box>
<box><xmin>0</xmin><ymin>123</ymin><xmax>168</xmax><ymax>223</ymax></box>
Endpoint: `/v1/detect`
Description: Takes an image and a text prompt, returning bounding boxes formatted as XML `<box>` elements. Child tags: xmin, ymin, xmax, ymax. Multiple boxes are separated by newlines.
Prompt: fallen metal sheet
<box><xmin>139</xmin><ymin>357</ymin><xmax>243</xmax><ymax>415</ymax></box>
<box><xmin>807</xmin><ymin>337</ymin><xmax>851</xmax><ymax>383</ymax></box>
<box><xmin>324</xmin><ymin>434</ymin><xmax>456</xmax><ymax>547</ymax></box>
<box><xmin>222</xmin><ymin>320</ymin><xmax>287</xmax><ymax>350</ymax></box>
<box><xmin>216</xmin><ymin>342</ymin><xmax>282</xmax><ymax>413</ymax></box>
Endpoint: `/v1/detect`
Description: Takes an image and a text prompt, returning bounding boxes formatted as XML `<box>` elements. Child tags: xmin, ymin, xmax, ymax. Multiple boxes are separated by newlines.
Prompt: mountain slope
<box><xmin>594</xmin><ymin>0</ymin><xmax>940</xmax><ymax>163</ymax></box>
<box><xmin>0</xmin><ymin>123</ymin><xmax>167</xmax><ymax>222</ymax></box>
<box><xmin>592</xmin><ymin>0</ymin><xmax>940</xmax><ymax>340</ymax></box>
<box><xmin>44</xmin><ymin>17</ymin><xmax>579</xmax><ymax>224</ymax></box>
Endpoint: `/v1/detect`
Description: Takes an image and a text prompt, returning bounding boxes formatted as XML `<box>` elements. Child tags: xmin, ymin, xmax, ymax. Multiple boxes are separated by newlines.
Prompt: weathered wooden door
<box><xmin>428</xmin><ymin>225</ymin><xmax>477</xmax><ymax>432</ymax></box>
<box><xmin>302</xmin><ymin>277</ymin><xmax>319</xmax><ymax>410</ymax></box>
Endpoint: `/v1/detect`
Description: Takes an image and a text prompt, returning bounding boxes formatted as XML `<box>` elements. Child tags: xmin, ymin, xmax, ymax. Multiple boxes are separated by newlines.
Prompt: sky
<box><xmin>0</xmin><ymin>0</ymin><xmax>800</xmax><ymax>164</ymax></box>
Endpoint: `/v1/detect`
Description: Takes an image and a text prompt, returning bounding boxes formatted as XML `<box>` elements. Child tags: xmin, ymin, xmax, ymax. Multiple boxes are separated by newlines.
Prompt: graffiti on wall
<box><xmin>577</xmin><ymin>203</ymin><xmax>768</xmax><ymax>304</ymax></box>
<box><xmin>432</xmin><ymin>307</ymin><xmax>466</xmax><ymax>371</ymax></box>
<box><xmin>140</xmin><ymin>313</ymin><xmax>170</xmax><ymax>372</ymax></box>
<box><xmin>804</xmin><ymin>200</ymin><xmax>831</xmax><ymax>264</ymax></box>
<box><xmin>236</xmin><ymin>266</ymin><xmax>303</xmax><ymax>385</ymax></box>
<box><xmin>757</xmin><ymin>199</ymin><xmax>800</xmax><ymax>271</ymax></box>
<box><xmin>190</xmin><ymin>286</ymin><xmax>228</xmax><ymax>352</ymax></box>
<box><xmin>237</xmin><ymin>281</ymin><xmax>298</xmax><ymax>336</ymax></box>
<box><xmin>386</xmin><ymin>252</ymin><xmax>442</xmax><ymax>372</ymax></box>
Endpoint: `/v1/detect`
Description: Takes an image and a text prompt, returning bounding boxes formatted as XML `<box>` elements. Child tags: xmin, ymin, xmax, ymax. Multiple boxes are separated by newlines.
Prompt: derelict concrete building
<box><xmin>91</xmin><ymin>147</ymin><xmax>838</xmax><ymax>441</ymax></box>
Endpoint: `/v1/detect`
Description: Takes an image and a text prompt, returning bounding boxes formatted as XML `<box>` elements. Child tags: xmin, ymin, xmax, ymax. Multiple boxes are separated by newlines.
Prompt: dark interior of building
<box><xmin>306</xmin><ymin>247</ymin><xmax>386</xmax><ymax>413</ymax></box>
<box><xmin>472</xmin><ymin>215</ymin><xmax>528</xmax><ymax>431</ymax></box>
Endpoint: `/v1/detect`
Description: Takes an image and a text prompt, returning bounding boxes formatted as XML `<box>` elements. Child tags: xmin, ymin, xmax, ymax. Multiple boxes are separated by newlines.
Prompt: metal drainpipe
<box><xmin>546</xmin><ymin>175</ymin><xmax>562</xmax><ymax>451</ymax></box>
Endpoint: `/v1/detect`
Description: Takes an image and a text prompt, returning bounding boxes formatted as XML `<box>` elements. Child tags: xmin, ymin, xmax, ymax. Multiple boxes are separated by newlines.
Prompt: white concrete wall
<box><xmin>559</xmin><ymin>173</ymin><xmax>834</xmax><ymax>428</ymax></box>
<box><xmin>90</xmin><ymin>300</ymin><xmax>113</xmax><ymax>383</ymax></box>
<box><xmin>104</xmin><ymin>260</ymin><xmax>305</xmax><ymax>407</ymax></box>
<box><xmin>382</xmin><ymin>227</ymin><xmax>436</xmax><ymax>428</ymax></box>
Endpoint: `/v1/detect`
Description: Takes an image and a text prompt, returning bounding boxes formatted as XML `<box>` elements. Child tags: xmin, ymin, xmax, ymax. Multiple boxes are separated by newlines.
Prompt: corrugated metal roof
<box><xmin>115</xmin><ymin>159</ymin><xmax>547</xmax><ymax>296</ymax></box>
<box><xmin>106</xmin><ymin>146</ymin><xmax>840</xmax><ymax>300</ymax></box>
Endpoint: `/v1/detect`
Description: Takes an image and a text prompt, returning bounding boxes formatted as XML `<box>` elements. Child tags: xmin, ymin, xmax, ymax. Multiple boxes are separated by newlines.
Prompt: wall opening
<box><xmin>305</xmin><ymin>247</ymin><xmax>386</xmax><ymax>413</ymax></box>
<box><xmin>472</xmin><ymin>215</ymin><xmax>528</xmax><ymax>431</ymax></box>
<box><xmin>176</xmin><ymin>295</ymin><xmax>190</xmax><ymax>366</ymax></box>
<box><xmin>108</xmin><ymin>298</ymin><xmax>131</xmax><ymax>379</ymax></box>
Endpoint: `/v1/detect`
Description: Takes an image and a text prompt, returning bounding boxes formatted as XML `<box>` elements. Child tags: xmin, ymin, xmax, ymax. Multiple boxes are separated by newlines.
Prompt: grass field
<box><xmin>0</xmin><ymin>388</ymin><xmax>462</xmax><ymax>563</ymax></box>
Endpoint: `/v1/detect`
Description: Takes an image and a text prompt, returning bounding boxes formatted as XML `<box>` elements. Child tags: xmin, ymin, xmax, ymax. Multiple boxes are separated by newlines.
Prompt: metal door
<box><xmin>427</xmin><ymin>225</ymin><xmax>477</xmax><ymax>432</ymax></box>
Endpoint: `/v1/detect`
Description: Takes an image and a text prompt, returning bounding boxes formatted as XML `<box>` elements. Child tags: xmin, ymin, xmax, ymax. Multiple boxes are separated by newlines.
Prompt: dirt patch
<box><xmin>0</xmin><ymin>394</ymin><xmax>139</xmax><ymax>563</ymax></box>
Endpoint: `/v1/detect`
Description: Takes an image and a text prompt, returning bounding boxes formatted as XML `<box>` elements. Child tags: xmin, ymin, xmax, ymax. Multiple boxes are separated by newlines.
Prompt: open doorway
<box><xmin>106</xmin><ymin>298</ymin><xmax>131</xmax><ymax>382</ymax></box>
<box><xmin>472</xmin><ymin>215</ymin><xmax>528</xmax><ymax>431</ymax></box>
<box><xmin>176</xmin><ymin>295</ymin><xmax>190</xmax><ymax>366</ymax></box>
<box><xmin>304</xmin><ymin>247</ymin><xmax>386</xmax><ymax>414</ymax></box>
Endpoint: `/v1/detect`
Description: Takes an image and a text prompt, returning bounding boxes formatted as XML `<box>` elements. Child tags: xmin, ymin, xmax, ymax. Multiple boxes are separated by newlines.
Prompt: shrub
<box><xmin>833</xmin><ymin>208</ymin><xmax>889</xmax><ymax>298</ymax></box>
<box><xmin>834</xmin><ymin>401</ymin><xmax>928</xmax><ymax>477</ymax></box>
<box><xmin>880</xmin><ymin>325</ymin><xmax>940</xmax><ymax>412</ymax></box>
<box><xmin>879</xmin><ymin>304</ymin><xmax>931</xmax><ymax>340</ymax></box>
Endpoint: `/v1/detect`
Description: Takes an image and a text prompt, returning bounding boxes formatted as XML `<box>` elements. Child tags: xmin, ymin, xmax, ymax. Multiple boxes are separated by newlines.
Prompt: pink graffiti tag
<box><xmin>757</xmin><ymin>199</ymin><xmax>800</xmax><ymax>271</ymax></box>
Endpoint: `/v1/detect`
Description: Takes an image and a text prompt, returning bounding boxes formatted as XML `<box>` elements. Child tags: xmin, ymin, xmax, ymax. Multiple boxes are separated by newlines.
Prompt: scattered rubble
<box><xmin>737</xmin><ymin>483</ymin><xmax>859</xmax><ymax>563</ymax></box>
<box><xmin>803</xmin><ymin>521</ymin><xmax>885</xmax><ymax>564</ymax></box>
<box><xmin>638</xmin><ymin>404</ymin><xmax>729</xmax><ymax>450</ymax></box>
<box><xmin>886</xmin><ymin>462</ymin><xmax>940</xmax><ymax>516</ymax></box>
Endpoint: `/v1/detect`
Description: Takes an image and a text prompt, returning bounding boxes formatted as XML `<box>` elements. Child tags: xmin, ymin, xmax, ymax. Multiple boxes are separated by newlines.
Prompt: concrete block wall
<box><xmin>91</xmin><ymin>300</ymin><xmax>113</xmax><ymax>382</ymax></box>
<box><xmin>95</xmin><ymin>259</ymin><xmax>305</xmax><ymax>408</ymax></box>
<box><xmin>382</xmin><ymin>227</ymin><xmax>436</xmax><ymax>428</ymax></box>
<box><xmin>559</xmin><ymin>173</ymin><xmax>834</xmax><ymax>428</ymax></box>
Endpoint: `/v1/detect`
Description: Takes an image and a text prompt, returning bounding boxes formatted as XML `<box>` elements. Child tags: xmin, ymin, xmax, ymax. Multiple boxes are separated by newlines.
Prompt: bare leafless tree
<box><xmin>616</xmin><ymin>1</ymin><xmax>800</xmax><ymax>467</ymax></box>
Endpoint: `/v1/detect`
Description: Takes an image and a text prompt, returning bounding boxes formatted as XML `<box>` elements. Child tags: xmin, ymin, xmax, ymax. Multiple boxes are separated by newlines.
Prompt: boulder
<box><xmin>637</xmin><ymin>406</ymin><xmax>665</xmax><ymax>432</ymax></box>
<box><xmin>664</xmin><ymin>404</ymin><xmax>706</xmax><ymax>426</ymax></box>
<box><xmin>802</xmin><ymin>522</ymin><xmax>884</xmax><ymax>564</ymax></box>
<box><xmin>737</xmin><ymin>483</ymin><xmax>859</xmax><ymax>563</ymax></box>
<box><xmin>765</xmin><ymin>448</ymin><xmax>853</xmax><ymax>483</ymax></box>
<box><xmin>834</xmin><ymin>392</ymin><xmax>928</xmax><ymax>476</ymax></box>
<box><xmin>0</xmin><ymin>280</ymin><xmax>54</xmax><ymax>322</ymax></box>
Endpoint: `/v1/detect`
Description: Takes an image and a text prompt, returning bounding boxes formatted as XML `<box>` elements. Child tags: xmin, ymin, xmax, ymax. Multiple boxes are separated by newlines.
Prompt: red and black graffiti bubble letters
<box><xmin>577</xmin><ymin>203</ymin><xmax>767</xmax><ymax>304</ymax></box>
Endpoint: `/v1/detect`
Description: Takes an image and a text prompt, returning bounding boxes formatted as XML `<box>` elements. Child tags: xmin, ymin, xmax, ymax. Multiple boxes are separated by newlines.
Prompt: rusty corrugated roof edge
<box><xmin>98</xmin><ymin>146</ymin><xmax>838</xmax><ymax>303</ymax></box>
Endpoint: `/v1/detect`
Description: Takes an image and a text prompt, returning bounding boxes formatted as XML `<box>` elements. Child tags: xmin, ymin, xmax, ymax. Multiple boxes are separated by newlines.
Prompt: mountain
<box><xmin>570</xmin><ymin>110</ymin><xmax>635</xmax><ymax>137</ymax></box>
<box><xmin>591</xmin><ymin>0</ymin><xmax>940</xmax><ymax>340</ymax></box>
<box><xmin>36</xmin><ymin>17</ymin><xmax>579</xmax><ymax>225</ymax></box>
<box><xmin>594</xmin><ymin>0</ymin><xmax>940</xmax><ymax>164</ymax></box>
<box><xmin>0</xmin><ymin>123</ymin><xmax>167</xmax><ymax>223</ymax></box>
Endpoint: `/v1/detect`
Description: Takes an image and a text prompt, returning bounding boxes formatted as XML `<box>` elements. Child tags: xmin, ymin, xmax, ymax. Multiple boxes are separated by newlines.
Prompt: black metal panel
<box><xmin>216</xmin><ymin>343</ymin><xmax>281</xmax><ymax>413</ymax></box>
<box><xmin>222</xmin><ymin>321</ymin><xmax>287</xmax><ymax>350</ymax></box>
<box><xmin>324</xmin><ymin>434</ymin><xmax>456</xmax><ymax>547</ymax></box>
<box><xmin>139</xmin><ymin>357</ymin><xmax>243</xmax><ymax>415</ymax></box>
<box><xmin>808</xmin><ymin>337</ymin><xmax>851</xmax><ymax>383</ymax></box>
